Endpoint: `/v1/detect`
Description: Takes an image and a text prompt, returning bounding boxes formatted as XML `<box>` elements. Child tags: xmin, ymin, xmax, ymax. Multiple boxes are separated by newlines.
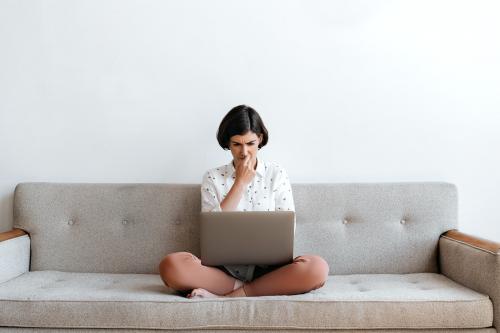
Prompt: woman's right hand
<box><xmin>235</xmin><ymin>155</ymin><xmax>256</xmax><ymax>187</ymax></box>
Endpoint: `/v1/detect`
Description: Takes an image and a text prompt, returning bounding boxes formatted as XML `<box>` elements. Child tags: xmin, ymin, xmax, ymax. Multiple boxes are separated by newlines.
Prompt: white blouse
<box><xmin>200</xmin><ymin>157</ymin><xmax>295</xmax><ymax>282</ymax></box>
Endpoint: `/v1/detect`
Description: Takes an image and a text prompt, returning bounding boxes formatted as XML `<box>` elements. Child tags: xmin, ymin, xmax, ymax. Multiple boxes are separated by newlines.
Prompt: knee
<box><xmin>158</xmin><ymin>251</ymin><xmax>197</xmax><ymax>289</ymax></box>
<box><xmin>297</xmin><ymin>254</ymin><xmax>329</xmax><ymax>290</ymax></box>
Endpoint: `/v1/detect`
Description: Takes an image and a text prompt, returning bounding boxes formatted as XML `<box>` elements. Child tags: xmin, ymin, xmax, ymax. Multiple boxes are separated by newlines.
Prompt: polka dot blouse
<box><xmin>200</xmin><ymin>157</ymin><xmax>296</xmax><ymax>282</ymax></box>
<box><xmin>201</xmin><ymin>157</ymin><xmax>295</xmax><ymax>213</ymax></box>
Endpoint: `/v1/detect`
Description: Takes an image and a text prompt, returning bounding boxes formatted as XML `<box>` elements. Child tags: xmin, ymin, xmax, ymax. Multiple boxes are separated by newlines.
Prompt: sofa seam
<box><xmin>0</xmin><ymin>298</ymin><xmax>491</xmax><ymax>303</ymax></box>
<box><xmin>441</xmin><ymin>235</ymin><xmax>500</xmax><ymax>256</ymax></box>
<box><xmin>0</xmin><ymin>323</ymin><xmax>491</xmax><ymax>330</ymax></box>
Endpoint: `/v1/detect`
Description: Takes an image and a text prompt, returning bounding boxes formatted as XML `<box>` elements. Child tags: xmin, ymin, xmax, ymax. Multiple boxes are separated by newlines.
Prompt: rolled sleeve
<box><xmin>201</xmin><ymin>171</ymin><xmax>223</xmax><ymax>212</ymax></box>
<box><xmin>274</xmin><ymin>167</ymin><xmax>295</xmax><ymax>212</ymax></box>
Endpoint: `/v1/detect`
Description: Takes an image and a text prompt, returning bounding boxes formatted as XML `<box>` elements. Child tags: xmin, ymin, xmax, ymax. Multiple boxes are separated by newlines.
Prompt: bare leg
<box><xmin>190</xmin><ymin>279</ymin><xmax>245</xmax><ymax>298</ymax></box>
<box><xmin>158</xmin><ymin>251</ymin><xmax>238</xmax><ymax>296</ymax></box>
<box><xmin>237</xmin><ymin>254</ymin><xmax>329</xmax><ymax>297</ymax></box>
<box><xmin>159</xmin><ymin>252</ymin><xmax>328</xmax><ymax>298</ymax></box>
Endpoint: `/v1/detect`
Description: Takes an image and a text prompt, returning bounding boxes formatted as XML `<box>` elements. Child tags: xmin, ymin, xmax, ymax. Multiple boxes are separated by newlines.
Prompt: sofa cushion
<box><xmin>13</xmin><ymin>182</ymin><xmax>458</xmax><ymax>274</ymax></box>
<box><xmin>0</xmin><ymin>271</ymin><xmax>492</xmax><ymax>330</ymax></box>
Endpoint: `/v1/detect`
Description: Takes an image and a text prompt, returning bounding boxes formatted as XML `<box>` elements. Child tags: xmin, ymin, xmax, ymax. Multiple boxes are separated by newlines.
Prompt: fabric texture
<box><xmin>0</xmin><ymin>329</ymin><xmax>497</xmax><ymax>333</ymax></box>
<box><xmin>201</xmin><ymin>157</ymin><xmax>295</xmax><ymax>212</ymax></box>
<box><xmin>4</xmin><ymin>181</ymin><xmax>497</xmax><ymax>331</ymax></box>
<box><xmin>0</xmin><ymin>234</ymin><xmax>30</xmax><ymax>284</ymax></box>
<box><xmin>201</xmin><ymin>157</ymin><xmax>295</xmax><ymax>282</ymax></box>
<box><xmin>12</xmin><ymin>182</ymin><xmax>457</xmax><ymax>274</ymax></box>
<box><xmin>439</xmin><ymin>235</ymin><xmax>500</xmax><ymax>329</ymax></box>
<box><xmin>0</xmin><ymin>271</ymin><xmax>492</xmax><ymax>330</ymax></box>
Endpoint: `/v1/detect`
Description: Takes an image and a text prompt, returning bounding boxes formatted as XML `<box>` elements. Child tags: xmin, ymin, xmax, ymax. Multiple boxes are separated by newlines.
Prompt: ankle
<box><xmin>225</xmin><ymin>285</ymin><xmax>247</xmax><ymax>297</ymax></box>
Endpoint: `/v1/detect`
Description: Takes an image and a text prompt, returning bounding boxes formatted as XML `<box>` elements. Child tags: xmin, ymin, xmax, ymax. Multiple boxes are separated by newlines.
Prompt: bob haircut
<box><xmin>216</xmin><ymin>105</ymin><xmax>269</xmax><ymax>151</ymax></box>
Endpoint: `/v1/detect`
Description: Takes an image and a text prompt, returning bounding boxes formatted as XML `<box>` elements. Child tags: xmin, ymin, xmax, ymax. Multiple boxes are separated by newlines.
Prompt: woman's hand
<box><xmin>220</xmin><ymin>154</ymin><xmax>256</xmax><ymax>211</ymax></box>
<box><xmin>234</xmin><ymin>154</ymin><xmax>256</xmax><ymax>187</ymax></box>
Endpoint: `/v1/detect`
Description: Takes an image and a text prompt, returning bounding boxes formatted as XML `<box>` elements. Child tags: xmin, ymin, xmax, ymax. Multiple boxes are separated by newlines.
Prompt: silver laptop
<box><xmin>199</xmin><ymin>211</ymin><xmax>295</xmax><ymax>266</ymax></box>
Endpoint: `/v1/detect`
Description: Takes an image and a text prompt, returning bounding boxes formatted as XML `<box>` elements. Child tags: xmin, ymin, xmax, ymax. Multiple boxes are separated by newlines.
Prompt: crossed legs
<box><xmin>158</xmin><ymin>251</ymin><xmax>329</xmax><ymax>297</ymax></box>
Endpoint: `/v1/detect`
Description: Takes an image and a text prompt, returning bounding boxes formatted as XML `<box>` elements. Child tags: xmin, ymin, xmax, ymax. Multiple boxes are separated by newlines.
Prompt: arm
<box><xmin>201</xmin><ymin>170</ymin><xmax>247</xmax><ymax>212</ymax></box>
<box><xmin>273</xmin><ymin>166</ymin><xmax>295</xmax><ymax>212</ymax></box>
<box><xmin>201</xmin><ymin>171</ymin><xmax>223</xmax><ymax>212</ymax></box>
<box><xmin>0</xmin><ymin>228</ymin><xmax>31</xmax><ymax>284</ymax></box>
<box><xmin>273</xmin><ymin>166</ymin><xmax>296</xmax><ymax>235</ymax></box>
<box><xmin>220</xmin><ymin>180</ymin><xmax>246</xmax><ymax>211</ymax></box>
<box><xmin>439</xmin><ymin>229</ymin><xmax>500</xmax><ymax>328</ymax></box>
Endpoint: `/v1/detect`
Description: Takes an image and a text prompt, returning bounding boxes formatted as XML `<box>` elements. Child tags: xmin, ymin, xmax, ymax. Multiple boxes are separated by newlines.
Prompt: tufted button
<box><xmin>400</xmin><ymin>219</ymin><xmax>406</xmax><ymax>224</ymax></box>
<box><xmin>343</xmin><ymin>219</ymin><xmax>349</xmax><ymax>224</ymax></box>
<box><xmin>122</xmin><ymin>219</ymin><xmax>128</xmax><ymax>225</ymax></box>
<box><xmin>68</xmin><ymin>220</ymin><xmax>74</xmax><ymax>225</ymax></box>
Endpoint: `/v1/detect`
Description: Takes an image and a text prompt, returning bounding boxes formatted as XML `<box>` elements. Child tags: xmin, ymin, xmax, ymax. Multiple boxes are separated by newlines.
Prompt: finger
<box><xmin>247</xmin><ymin>158</ymin><xmax>254</xmax><ymax>170</ymax></box>
<box><xmin>245</xmin><ymin>155</ymin><xmax>252</xmax><ymax>167</ymax></box>
<box><xmin>243</xmin><ymin>155</ymin><xmax>250</xmax><ymax>166</ymax></box>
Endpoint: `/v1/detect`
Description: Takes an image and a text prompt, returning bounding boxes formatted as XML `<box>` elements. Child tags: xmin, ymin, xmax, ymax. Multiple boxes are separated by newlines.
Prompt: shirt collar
<box><xmin>227</xmin><ymin>157</ymin><xmax>265</xmax><ymax>178</ymax></box>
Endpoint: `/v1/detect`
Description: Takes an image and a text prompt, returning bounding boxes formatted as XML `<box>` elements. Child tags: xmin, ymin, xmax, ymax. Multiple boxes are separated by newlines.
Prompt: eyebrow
<box><xmin>231</xmin><ymin>140</ymin><xmax>256</xmax><ymax>144</ymax></box>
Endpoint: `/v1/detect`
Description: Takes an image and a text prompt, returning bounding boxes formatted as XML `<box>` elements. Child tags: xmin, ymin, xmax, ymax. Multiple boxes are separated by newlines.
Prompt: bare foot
<box><xmin>186</xmin><ymin>288</ymin><xmax>222</xmax><ymax>299</ymax></box>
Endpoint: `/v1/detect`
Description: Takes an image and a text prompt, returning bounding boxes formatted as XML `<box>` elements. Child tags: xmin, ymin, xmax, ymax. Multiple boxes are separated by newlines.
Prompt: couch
<box><xmin>0</xmin><ymin>181</ymin><xmax>498</xmax><ymax>332</ymax></box>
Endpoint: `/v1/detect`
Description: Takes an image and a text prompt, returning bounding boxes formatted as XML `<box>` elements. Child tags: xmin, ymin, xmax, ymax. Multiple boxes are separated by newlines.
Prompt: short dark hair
<box><xmin>217</xmin><ymin>105</ymin><xmax>269</xmax><ymax>150</ymax></box>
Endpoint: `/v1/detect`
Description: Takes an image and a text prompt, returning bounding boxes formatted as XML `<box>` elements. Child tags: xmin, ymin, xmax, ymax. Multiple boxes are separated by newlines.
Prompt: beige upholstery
<box><xmin>440</xmin><ymin>235</ymin><xmax>500</xmax><ymax>328</ymax></box>
<box><xmin>12</xmin><ymin>182</ymin><xmax>457</xmax><ymax>274</ymax></box>
<box><xmin>0</xmin><ymin>327</ymin><xmax>496</xmax><ymax>333</ymax></box>
<box><xmin>0</xmin><ymin>271</ymin><xmax>493</xmax><ymax>329</ymax></box>
<box><xmin>0</xmin><ymin>182</ymin><xmax>497</xmax><ymax>332</ymax></box>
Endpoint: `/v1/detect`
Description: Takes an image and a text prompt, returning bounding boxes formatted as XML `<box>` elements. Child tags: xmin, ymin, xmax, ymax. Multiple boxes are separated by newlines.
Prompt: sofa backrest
<box><xmin>13</xmin><ymin>182</ymin><xmax>457</xmax><ymax>274</ymax></box>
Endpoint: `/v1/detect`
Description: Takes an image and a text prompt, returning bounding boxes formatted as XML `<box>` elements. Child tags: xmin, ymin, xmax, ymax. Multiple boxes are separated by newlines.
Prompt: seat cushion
<box><xmin>0</xmin><ymin>271</ymin><xmax>492</xmax><ymax>330</ymax></box>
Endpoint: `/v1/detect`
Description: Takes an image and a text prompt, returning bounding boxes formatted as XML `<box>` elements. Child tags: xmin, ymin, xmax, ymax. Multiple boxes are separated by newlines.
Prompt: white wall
<box><xmin>1</xmin><ymin>0</ymin><xmax>499</xmax><ymax>241</ymax></box>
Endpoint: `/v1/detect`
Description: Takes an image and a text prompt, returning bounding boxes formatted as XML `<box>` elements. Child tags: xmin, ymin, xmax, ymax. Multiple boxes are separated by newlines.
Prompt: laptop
<box><xmin>199</xmin><ymin>211</ymin><xmax>296</xmax><ymax>266</ymax></box>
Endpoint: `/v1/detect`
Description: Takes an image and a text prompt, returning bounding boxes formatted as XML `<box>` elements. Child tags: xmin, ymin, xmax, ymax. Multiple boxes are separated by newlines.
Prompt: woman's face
<box><xmin>229</xmin><ymin>131</ymin><xmax>263</xmax><ymax>167</ymax></box>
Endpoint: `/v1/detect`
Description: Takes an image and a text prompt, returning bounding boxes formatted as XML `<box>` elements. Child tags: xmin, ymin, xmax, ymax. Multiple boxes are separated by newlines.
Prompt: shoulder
<box><xmin>202</xmin><ymin>162</ymin><xmax>229</xmax><ymax>185</ymax></box>
<box><xmin>264</xmin><ymin>161</ymin><xmax>290</xmax><ymax>188</ymax></box>
<box><xmin>265</xmin><ymin>160</ymin><xmax>289</xmax><ymax>177</ymax></box>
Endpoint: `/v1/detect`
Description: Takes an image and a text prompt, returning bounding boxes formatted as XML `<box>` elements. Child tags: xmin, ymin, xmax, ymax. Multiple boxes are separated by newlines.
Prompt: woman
<box><xmin>158</xmin><ymin>105</ymin><xmax>329</xmax><ymax>298</ymax></box>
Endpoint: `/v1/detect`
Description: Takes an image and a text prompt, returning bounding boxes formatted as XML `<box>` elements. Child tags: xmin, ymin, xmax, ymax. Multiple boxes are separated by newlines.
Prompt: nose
<box><xmin>242</xmin><ymin>146</ymin><xmax>249</xmax><ymax>156</ymax></box>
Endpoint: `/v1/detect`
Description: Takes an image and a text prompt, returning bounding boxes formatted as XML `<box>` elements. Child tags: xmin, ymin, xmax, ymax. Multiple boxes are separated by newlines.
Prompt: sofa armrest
<box><xmin>439</xmin><ymin>229</ymin><xmax>500</xmax><ymax>328</ymax></box>
<box><xmin>0</xmin><ymin>228</ymin><xmax>31</xmax><ymax>284</ymax></box>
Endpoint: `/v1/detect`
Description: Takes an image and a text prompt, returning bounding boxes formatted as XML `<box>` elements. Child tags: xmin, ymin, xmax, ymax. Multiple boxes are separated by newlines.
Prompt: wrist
<box><xmin>233</xmin><ymin>179</ymin><xmax>246</xmax><ymax>189</ymax></box>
